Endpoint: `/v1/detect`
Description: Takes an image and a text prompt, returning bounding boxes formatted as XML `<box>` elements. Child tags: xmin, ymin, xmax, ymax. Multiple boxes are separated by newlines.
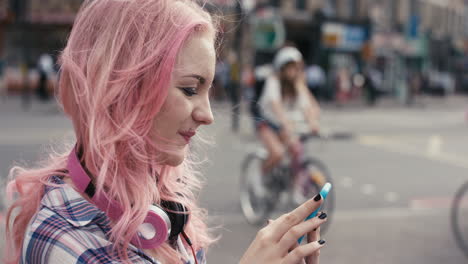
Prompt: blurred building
<box><xmin>0</xmin><ymin>0</ymin><xmax>9</xmax><ymax>56</ymax></box>
<box><xmin>2</xmin><ymin>0</ymin><xmax>468</xmax><ymax>96</ymax></box>
<box><xmin>366</xmin><ymin>0</ymin><xmax>467</xmax><ymax>94</ymax></box>
<box><xmin>2</xmin><ymin>0</ymin><xmax>82</xmax><ymax>94</ymax></box>
<box><xmin>246</xmin><ymin>0</ymin><xmax>468</xmax><ymax>98</ymax></box>
<box><xmin>2</xmin><ymin>0</ymin><xmax>243</xmax><ymax>95</ymax></box>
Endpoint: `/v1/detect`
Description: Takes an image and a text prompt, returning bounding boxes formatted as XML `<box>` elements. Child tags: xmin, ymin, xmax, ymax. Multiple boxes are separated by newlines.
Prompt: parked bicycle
<box><xmin>239</xmin><ymin>132</ymin><xmax>335</xmax><ymax>233</ymax></box>
<box><xmin>451</xmin><ymin>179</ymin><xmax>468</xmax><ymax>259</ymax></box>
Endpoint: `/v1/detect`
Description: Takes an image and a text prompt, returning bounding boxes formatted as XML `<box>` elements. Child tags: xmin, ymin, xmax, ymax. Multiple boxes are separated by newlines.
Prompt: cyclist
<box><xmin>254</xmin><ymin>46</ymin><xmax>321</xmax><ymax>199</ymax></box>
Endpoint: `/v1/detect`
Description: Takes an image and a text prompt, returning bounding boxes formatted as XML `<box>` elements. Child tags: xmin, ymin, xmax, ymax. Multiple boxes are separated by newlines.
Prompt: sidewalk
<box><xmin>214</xmin><ymin>94</ymin><xmax>468</xmax><ymax>141</ymax></box>
<box><xmin>320</xmin><ymin>93</ymin><xmax>468</xmax><ymax>111</ymax></box>
<box><xmin>0</xmin><ymin>95</ymin><xmax>62</xmax><ymax>116</ymax></box>
<box><xmin>1</xmin><ymin>94</ymin><xmax>467</xmax><ymax>140</ymax></box>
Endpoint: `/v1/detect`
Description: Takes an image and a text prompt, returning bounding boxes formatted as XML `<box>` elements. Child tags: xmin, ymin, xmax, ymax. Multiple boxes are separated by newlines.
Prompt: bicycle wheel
<box><xmin>293</xmin><ymin>157</ymin><xmax>335</xmax><ymax>234</ymax></box>
<box><xmin>451</xmin><ymin>180</ymin><xmax>468</xmax><ymax>259</ymax></box>
<box><xmin>240</xmin><ymin>153</ymin><xmax>278</xmax><ymax>225</ymax></box>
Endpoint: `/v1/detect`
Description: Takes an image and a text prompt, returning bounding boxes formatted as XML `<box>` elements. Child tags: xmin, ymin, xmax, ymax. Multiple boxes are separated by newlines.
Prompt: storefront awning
<box><xmin>0</xmin><ymin>1</ymin><xmax>7</xmax><ymax>22</ymax></box>
<box><xmin>27</xmin><ymin>0</ymin><xmax>82</xmax><ymax>24</ymax></box>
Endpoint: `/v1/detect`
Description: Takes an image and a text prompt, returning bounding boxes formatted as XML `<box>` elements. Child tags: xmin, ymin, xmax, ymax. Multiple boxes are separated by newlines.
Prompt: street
<box><xmin>1</xmin><ymin>95</ymin><xmax>468</xmax><ymax>264</ymax></box>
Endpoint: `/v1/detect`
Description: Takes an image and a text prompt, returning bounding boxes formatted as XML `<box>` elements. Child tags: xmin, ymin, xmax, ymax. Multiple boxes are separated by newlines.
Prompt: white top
<box><xmin>38</xmin><ymin>54</ymin><xmax>54</xmax><ymax>74</ymax></box>
<box><xmin>258</xmin><ymin>75</ymin><xmax>310</xmax><ymax>127</ymax></box>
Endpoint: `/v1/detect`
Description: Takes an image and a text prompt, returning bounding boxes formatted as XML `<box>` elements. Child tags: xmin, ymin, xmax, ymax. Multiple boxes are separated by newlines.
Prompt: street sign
<box><xmin>251</xmin><ymin>7</ymin><xmax>285</xmax><ymax>51</ymax></box>
<box><xmin>322</xmin><ymin>22</ymin><xmax>366</xmax><ymax>51</ymax></box>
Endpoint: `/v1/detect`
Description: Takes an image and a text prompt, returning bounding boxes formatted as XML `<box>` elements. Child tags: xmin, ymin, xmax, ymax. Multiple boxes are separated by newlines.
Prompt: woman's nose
<box><xmin>193</xmin><ymin>99</ymin><xmax>214</xmax><ymax>125</ymax></box>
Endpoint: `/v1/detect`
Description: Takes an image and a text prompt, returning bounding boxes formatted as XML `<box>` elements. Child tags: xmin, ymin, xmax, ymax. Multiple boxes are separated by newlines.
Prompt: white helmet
<box><xmin>273</xmin><ymin>46</ymin><xmax>303</xmax><ymax>70</ymax></box>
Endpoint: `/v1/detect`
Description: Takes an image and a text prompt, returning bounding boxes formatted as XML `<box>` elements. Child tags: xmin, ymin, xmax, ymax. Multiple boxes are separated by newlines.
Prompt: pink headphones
<box><xmin>66</xmin><ymin>146</ymin><xmax>189</xmax><ymax>249</ymax></box>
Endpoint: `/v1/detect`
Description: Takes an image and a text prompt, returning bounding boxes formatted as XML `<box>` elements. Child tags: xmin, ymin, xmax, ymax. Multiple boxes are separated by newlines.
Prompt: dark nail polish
<box><xmin>313</xmin><ymin>228</ymin><xmax>317</xmax><ymax>231</ymax></box>
<box><xmin>318</xmin><ymin>212</ymin><xmax>327</xmax><ymax>219</ymax></box>
<box><xmin>318</xmin><ymin>239</ymin><xmax>326</xmax><ymax>245</ymax></box>
<box><xmin>313</xmin><ymin>194</ymin><xmax>322</xmax><ymax>201</ymax></box>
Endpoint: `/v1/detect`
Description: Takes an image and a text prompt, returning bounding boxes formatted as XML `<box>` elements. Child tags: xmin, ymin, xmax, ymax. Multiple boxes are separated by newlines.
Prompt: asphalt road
<box><xmin>1</xmin><ymin>95</ymin><xmax>468</xmax><ymax>264</ymax></box>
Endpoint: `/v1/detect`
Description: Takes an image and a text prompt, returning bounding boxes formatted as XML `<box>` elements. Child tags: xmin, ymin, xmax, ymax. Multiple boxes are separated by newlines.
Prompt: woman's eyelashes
<box><xmin>179</xmin><ymin>87</ymin><xmax>198</xmax><ymax>96</ymax></box>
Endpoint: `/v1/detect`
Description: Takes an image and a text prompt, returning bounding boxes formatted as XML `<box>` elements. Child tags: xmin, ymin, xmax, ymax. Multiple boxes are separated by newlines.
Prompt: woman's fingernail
<box><xmin>318</xmin><ymin>239</ymin><xmax>326</xmax><ymax>245</ymax></box>
<box><xmin>318</xmin><ymin>212</ymin><xmax>327</xmax><ymax>219</ymax></box>
<box><xmin>313</xmin><ymin>194</ymin><xmax>322</xmax><ymax>201</ymax></box>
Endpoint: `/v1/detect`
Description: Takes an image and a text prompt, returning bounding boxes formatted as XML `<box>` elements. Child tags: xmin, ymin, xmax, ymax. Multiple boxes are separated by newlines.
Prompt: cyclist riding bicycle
<box><xmin>253</xmin><ymin>46</ymin><xmax>321</xmax><ymax>200</ymax></box>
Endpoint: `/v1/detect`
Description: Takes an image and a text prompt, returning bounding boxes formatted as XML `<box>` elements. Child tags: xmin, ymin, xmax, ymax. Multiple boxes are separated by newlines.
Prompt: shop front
<box><xmin>4</xmin><ymin>0</ymin><xmax>81</xmax><ymax>95</ymax></box>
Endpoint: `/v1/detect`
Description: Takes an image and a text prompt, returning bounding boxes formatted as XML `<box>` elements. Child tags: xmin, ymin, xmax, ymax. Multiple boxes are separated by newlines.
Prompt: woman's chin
<box><xmin>163</xmin><ymin>152</ymin><xmax>185</xmax><ymax>167</ymax></box>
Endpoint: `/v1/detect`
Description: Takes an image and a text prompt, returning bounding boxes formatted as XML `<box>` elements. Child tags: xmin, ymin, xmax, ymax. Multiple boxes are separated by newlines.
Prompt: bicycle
<box><xmin>451</xmin><ymin>179</ymin><xmax>468</xmax><ymax>259</ymax></box>
<box><xmin>239</xmin><ymin>132</ymin><xmax>335</xmax><ymax>234</ymax></box>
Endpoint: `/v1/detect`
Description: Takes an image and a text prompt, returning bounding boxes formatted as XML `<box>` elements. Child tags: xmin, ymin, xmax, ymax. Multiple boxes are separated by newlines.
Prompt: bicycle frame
<box><xmin>254</xmin><ymin>132</ymin><xmax>322</xmax><ymax>187</ymax></box>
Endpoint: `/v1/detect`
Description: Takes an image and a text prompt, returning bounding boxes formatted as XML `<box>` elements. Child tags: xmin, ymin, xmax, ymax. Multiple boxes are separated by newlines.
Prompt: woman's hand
<box><xmin>239</xmin><ymin>195</ymin><xmax>327</xmax><ymax>264</ymax></box>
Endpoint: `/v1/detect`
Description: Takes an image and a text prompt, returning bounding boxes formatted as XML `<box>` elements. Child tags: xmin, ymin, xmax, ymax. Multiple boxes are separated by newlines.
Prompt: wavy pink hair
<box><xmin>5</xmin><ymin>0</ymin><xmax>218</xmax><ymax>263</ymax></box>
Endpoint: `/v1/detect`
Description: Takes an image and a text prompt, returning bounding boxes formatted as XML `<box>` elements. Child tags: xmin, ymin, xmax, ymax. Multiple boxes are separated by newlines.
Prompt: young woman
<box><xmin>5</xmin><ymin>1</ymin><xmax>328</xmax><ymax>263</ymax></box>
<box><xmin>256</xmin><ymin>46</ymin><xmax>321</xmax><ymax>196</ymax></box>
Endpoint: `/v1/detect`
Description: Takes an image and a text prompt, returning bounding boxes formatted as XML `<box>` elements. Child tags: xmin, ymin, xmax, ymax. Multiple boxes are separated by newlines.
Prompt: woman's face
<box><xmin>281</xmin><ymin>61</ymin><xmax>300</xmax><ymax>82</ymax></box>
<box><xmin>151</xmin><ymin>31</ymin><xmax>215</xmax><ymax>166</ymax></box>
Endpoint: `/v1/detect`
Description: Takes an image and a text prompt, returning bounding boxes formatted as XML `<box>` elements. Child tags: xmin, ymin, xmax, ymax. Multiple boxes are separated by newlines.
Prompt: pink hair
<box><xmin>5</xmin><ymin>0</ymin><xmax>218</xmax><ymax>263</ymax></box>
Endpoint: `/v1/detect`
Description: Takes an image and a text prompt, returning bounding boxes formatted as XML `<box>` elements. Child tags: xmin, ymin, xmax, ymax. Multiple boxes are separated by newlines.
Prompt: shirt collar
<box><xmin>41</xmin><ymin>176</ymin><xmax>109</xmax><ymax>228</ymax></box>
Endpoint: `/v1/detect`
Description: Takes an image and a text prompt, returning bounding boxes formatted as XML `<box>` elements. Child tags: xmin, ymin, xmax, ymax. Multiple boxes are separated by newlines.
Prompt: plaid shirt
<box><xmin>20</xmin><ymin>176</ymin><xmax>206</xmax><ymax>264</ymax></box>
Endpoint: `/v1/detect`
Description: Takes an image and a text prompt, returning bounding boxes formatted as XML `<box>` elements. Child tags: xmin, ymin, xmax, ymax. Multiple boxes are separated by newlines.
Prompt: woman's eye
<box><xmin>180</xmin><ymin>87</ymin><xmax>198</xmax><ymax>96</ymax></box>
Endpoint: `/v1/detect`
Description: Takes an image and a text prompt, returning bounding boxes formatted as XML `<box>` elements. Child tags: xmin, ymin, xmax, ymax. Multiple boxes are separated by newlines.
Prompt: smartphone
<box><xmin>298</xmin><ymin>182</ymin><xmax>332</xmax><ymax>244</ymax></box>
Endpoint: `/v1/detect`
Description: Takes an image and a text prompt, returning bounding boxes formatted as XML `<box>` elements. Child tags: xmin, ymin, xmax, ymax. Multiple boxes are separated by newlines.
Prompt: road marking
<box><xmin>384</xmin><ymin>192</ymin><xmax>399</xmax><ymax>203</ymax></box>
<box><xmin>357</xmin><ymin>135</ymin><xmax>468</xmax><ymax>169</ymax></box>
<box><xmin>427</xmin><ymin>134</ymin><xmax>443</xmax><ymax>157</ymax></box>
<box><xmin>409</xmin><ymin>196</ymin><xmax>468</xmax><ymax>210</ymax></box>
<box><xmin>333</xmin><ymin>207</ymin><xmax>445</xmax><ymax>221</ymax></box>
<box><xmin>361</xmin><ymin>184</ymin><xmax>376</xmax><ymax>195</ymax></box>
<box><xmin>341</xmin><ymin>177</ymin><xmax>353</xmax><ymax>188</ymax></box>
<box><xmin>214</xmin><ymin>207</ymin><xmax>447</xmax><ymax>225</ymax></box>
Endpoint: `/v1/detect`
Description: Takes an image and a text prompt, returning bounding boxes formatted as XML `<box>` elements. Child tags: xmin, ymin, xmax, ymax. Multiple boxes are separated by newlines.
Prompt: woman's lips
<box><xmin>179</xmin><ymin>131</ymin><xmax>195</xmax><ymax>143</ymax></box>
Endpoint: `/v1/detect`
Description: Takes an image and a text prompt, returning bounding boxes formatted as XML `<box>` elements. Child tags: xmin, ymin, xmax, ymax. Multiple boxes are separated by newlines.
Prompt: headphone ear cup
<box><xmin>160</xmin><ymin>200</ymin><xmax>189</xmax><ymax>240</ymax></box>
<box><xmin>131</xmin><ymin>205</ymin><xmax>171</xmax><ymax>249</ymax></box>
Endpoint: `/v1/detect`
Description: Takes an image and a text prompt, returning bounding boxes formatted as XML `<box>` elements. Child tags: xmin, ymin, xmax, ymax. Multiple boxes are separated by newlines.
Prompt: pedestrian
<box><xmin>0</xmin><ymin>57</ymin><xmax>6</xmax><ymax>100</ymax></box>
<box><xmin>305</xmin><ymin>63</ymin><xmax>326</xmax><ymax>100</ymax></box>
<box><xmin>223</xmin><ymin>49</ymin><xmax>241</xmax><ymax>131</ymax></box>
<box><xmin>4</xmin><ymin>1</ymin><xmax>328</xmax><ymax>264</ymax></box>
<box><xmin>36</xmin><ymin>53</ymin><xmax>54</xmax><ymax>101</ymax></box>
<box><xmin>213</xmin><ymin>57</ymin><xmax>228</xmax><ymax>100</ymax></box>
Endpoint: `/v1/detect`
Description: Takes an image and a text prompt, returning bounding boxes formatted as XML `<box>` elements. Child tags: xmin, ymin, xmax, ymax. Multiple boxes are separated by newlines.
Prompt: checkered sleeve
<box><xmin>21</xmin><ymin>208</ymin><xmax>120</xmax><ymax>264</ymax></box>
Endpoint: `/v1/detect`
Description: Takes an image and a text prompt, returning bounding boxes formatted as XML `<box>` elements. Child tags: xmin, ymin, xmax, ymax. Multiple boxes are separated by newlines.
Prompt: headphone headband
<box><xmin>67</xmin><ymin>146</ymin><xmax>124</xmax><ymax>220</ymax></box>
<box><xmin>66</xmin><ymin>146</ymin><xmax>187</xmax><ymax>249</ymax></box>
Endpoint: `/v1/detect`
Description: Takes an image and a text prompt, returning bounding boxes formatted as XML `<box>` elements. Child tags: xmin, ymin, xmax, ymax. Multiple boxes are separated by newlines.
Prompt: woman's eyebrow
<box><xmin>182</xmin><ymin>74</ymin><xmax>206</xmax><ymax>84</ymax></box>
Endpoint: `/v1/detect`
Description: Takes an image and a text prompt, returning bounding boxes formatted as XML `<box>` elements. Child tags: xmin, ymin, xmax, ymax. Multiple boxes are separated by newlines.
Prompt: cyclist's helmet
<box><xmin>273</xmin><ymin>46</ymin><xmax>303</xmax><ymax>71</ymax></box>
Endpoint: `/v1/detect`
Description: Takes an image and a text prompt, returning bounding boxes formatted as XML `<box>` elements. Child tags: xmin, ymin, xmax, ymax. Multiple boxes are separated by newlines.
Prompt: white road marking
<box><xmin>341</xmin><ymin>177</ymin><xmax>353</xmax><ymax>188</ymax></box>
<box><xmin>357</xmin><ymin>135</ymin><xmax>468</xmax><ymax>169</ymax></box>
<box><xmin>384</xmin><ymin>192</ymin><xmax>399</xmax><ymax>203</ymax></box>
<box><xmin>427</xmin><ymin>134</ymin><xmax>442</xmax><ymax>157</ymax></box>
<box><xmin>361</xmin><ymin>184</ymin><xmax>376</xmax><ymax>196</ymax></box>
<box><xmin>215</xmin><ymin>207</ymin><xmax>447</xmax><ymax>225</ymax></box>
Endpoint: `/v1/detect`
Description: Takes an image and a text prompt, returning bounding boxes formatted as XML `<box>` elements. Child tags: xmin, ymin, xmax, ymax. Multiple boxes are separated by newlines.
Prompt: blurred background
<box><xmin>1</xmin><ymin>0</ymin><xmax>468</xmax><ymax>263</ymax></box>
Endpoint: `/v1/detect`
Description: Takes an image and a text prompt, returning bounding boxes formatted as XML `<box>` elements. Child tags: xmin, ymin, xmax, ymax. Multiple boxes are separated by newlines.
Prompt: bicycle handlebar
<box><xmin>299</xmin><ymin>132</ymin><xmax>325</xmax><ymax>143</ymax></box>
<box><xmin>299</xmin><ymin>131</ymin><xmax>354</xmax><ymax>143</ymax></box>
